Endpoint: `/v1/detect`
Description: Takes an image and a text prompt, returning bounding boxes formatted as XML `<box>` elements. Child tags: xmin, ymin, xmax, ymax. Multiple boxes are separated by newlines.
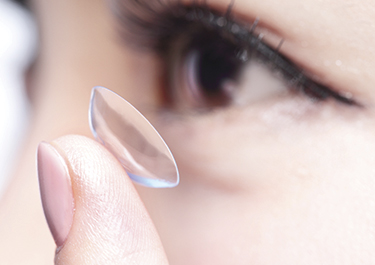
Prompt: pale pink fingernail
<box><xmin>37</xmin><ymin>142</ymin><xmax>74</xmax><ymax>247</ymax></box>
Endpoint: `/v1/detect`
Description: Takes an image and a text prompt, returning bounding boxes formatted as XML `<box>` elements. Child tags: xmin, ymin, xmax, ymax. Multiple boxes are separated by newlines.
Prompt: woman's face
<box><xmin>35</xmin><ymin>0</ymin><xmax>375</xmax><ymax>263</ymax></box>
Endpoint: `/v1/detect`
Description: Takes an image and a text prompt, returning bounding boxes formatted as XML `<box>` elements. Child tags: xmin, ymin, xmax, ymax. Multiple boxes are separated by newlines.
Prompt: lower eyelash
<box><xmin>113</xmin><ymin>0</ymin><xmax>359</xmax><ymax>107</ymax></box>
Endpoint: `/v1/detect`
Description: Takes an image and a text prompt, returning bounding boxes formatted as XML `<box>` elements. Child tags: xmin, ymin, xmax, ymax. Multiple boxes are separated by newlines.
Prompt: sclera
<box><xmin>89</xmin><ymin>86</ymin><xmax>179</xmax><ymax>188</ymax></box>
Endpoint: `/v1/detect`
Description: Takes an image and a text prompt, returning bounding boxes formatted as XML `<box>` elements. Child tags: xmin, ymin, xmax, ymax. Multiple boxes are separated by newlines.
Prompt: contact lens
<box><xmin>89</xmin><ymin>86</ymin><xmax>179</xmax><ymax>188</ymax></box>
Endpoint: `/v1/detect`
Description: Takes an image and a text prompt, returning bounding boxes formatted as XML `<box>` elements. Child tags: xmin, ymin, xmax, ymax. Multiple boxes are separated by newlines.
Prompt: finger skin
<box><xmin>52</xmin><ymin>135</ymin><xmax>169</xmax><ymax>265</ymax></box>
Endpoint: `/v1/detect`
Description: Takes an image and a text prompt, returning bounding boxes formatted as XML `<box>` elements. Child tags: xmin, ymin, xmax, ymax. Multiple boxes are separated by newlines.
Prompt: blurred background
<box><xmin>0</xmin><ymin>0</ymin><xmax>37</xmax><ymax>196</ymax></box>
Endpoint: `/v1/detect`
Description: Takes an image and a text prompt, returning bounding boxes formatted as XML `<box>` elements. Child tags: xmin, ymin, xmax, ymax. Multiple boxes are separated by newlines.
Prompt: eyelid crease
<box><xmin>112</xmin><ymin>0</ymin><xmax>360</xmax><ymax>107</ymax></box>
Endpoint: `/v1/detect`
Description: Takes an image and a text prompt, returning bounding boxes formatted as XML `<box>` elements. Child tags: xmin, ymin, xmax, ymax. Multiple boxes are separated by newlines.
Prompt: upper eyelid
<box><xmin>113</xmin><ymin>0</ymin><xmax>360</xmax><ymax>107</ymax></box>
<box><xmin>185</xmin><ymin>6</ymin><xmax>360</xmax><ymax>106</ymax></box>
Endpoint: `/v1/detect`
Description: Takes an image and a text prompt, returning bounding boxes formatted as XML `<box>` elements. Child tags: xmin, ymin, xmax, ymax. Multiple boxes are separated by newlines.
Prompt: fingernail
<box><xmin>37</xmin><ymin>142</ymin><xmax>74</xmax><ymax>247</ymax></box>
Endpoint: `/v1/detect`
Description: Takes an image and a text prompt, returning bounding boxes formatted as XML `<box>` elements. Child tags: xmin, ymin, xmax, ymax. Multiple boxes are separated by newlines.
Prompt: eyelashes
<box><xmin>112</xmin><ymin>0</ymin><xmax>359</xmax><ymax>110</ymax></box>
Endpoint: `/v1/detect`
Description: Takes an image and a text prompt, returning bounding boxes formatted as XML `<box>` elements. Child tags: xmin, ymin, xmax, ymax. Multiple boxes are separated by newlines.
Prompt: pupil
<box><xmin>189</xmin><ymin>32</ymin><xmax>244</xmax><ymax>106</ymax></box>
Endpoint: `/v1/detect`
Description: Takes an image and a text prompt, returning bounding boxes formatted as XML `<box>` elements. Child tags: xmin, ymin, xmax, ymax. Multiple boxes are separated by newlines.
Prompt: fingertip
<box><xmin>47</xmin><ymin>135</ymin><xmax>168</xmax><ymax>264</ymax></box>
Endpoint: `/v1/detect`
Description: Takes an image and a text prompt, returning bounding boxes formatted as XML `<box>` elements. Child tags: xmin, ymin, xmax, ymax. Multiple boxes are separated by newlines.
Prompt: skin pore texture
<box><xmin>0</xmin><ymin>0</ymin><xmax>375</xmax><ymax>264</ymax></box>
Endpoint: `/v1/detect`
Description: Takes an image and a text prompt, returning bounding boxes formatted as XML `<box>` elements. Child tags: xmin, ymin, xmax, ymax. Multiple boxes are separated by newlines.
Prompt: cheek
<box><xmin>154</xmin><ymin>99</ymin><xmax>371</xmax><ymax>190</ymax></box>
<box><xmin>145</xmin><ymin>101</ymin><xmax>375</xmax><ymax>264</ymax></box>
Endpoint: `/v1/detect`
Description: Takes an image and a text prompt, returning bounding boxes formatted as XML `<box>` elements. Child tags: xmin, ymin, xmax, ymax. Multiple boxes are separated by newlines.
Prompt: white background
<box><xmin>0</xmin><ymin>0</ymin><xmax>36</xmax><ymax>196</ymax></box>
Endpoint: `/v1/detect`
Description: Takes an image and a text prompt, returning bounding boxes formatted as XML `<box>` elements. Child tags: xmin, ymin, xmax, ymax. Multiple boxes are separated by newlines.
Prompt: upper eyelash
<box><xmin>113</xmin><ymin>0</ymin><xmax>359</xmax><ymax>106</ymax></box>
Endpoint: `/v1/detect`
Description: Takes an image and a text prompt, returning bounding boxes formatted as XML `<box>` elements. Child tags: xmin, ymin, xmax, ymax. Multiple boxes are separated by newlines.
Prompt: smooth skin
<box><xmin>1</xmin><ymin>0</ymin><xmax>375</xmax><ymax>264</ymax></box>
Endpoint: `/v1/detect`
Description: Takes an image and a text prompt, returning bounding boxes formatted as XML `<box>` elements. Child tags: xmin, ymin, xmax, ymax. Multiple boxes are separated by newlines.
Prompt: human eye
<box><xmin>107</xmin><ymin>0</ymin><xmax>366</xmax><ymax>190</ymax></box>
<box><xmin>111</xmin><ymin>0</ymin><xmax>359</xmax><ymax>113</ymax></box>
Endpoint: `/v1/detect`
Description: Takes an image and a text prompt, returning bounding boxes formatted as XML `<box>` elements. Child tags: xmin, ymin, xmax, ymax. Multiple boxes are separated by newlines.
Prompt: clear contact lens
<box><xmin>89</xmin><ymin>86</ymin><xmax>179</xmax><ymax>188</ymax></box>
